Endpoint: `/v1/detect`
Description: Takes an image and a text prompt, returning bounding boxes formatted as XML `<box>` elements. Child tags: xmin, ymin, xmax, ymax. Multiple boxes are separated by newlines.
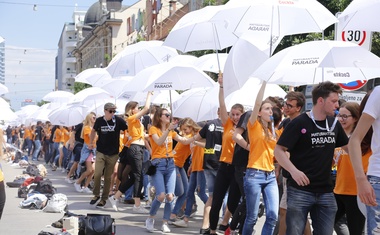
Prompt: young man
<box><xmin>89</xmin><ymin>103</ymin><xmax>127</xmax><ymax>208</ymax></box>
<box><xmin>274</xmin><ymin>82</ymin><xmax>348</xmax><ymax>235</ymax></box>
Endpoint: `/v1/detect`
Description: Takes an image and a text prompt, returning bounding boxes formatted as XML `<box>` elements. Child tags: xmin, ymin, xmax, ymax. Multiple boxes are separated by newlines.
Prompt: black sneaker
<box><xmin>96</xmin><ymin>199</ymin><xmax>106</xmax><ymax>208</ymax></box>
<box><xmin>200</xmin><ymin>228</ymin><xmax>210</xmax><ymax>234</ymax></box>
<box><xmin>90</xmin><ymin>196</ymin><xmax>100</xmax><ymax>205</ymax></box>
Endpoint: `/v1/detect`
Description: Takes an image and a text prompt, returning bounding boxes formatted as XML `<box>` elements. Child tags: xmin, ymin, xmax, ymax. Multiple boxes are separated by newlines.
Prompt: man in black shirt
<box><xmin>274</xmin><ymin>82</ymin><xmax>348</xmax><ymax>235</ymax></box>
<box><xmin>88</xmin><ymin>103</ymin><xmax>127</xmax><ymax>208</ymax></box>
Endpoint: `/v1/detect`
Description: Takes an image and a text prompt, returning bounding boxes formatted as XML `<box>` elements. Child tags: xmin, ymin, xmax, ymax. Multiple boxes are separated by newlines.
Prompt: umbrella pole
<box><xmin>212</xmin><ymin>23</ymin><xmax>222</xmax><ymax>75</ymax></box>
<box><xmin>169</xmin><ymin>90</ymin><xmax>173</xmax><ymax>122</ymax></box>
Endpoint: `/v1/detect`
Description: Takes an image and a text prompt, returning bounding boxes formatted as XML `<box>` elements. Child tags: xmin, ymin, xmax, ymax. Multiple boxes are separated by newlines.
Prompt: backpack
<box><xmin>24</xmin><ymin>164</ymin><xmax>40</xmax><ymax>176</ymax></box>
<box><xmin>33</xmin><ymin>179</ymin><xmax>57</xmax><ymax>198</ymax></box>
<box><xmin>43</xmin><ymin>193</ymin><xmax>68</xmax><ymax>213</ymax></box>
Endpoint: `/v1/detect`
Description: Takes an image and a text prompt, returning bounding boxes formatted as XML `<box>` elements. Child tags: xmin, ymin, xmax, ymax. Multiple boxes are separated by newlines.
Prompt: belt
<box><xmin>250</xmin><ymin>168</ymin><xmax>274</xmax><ymax>174</ymax></box>
<box><xmin>204</xmin><ymin>148</ymin><xmax>215</xmax><ymax>154</ymax></box>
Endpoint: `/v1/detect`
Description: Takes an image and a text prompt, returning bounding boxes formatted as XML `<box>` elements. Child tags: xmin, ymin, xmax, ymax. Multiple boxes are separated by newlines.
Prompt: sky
<box><xmin>0</xmin><ymin>0</ymin><xmax>137</xmax><ymax>111</ymax></box>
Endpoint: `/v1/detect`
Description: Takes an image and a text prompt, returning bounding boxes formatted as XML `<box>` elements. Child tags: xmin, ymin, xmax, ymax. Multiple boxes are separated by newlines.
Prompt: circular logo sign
<box><xmin>339</xmin><ymin>80</ymin><xmax>367</xmax><ymax>91</ymax></box>
<box><xmin>342</xmin><ymin>30</ymin><xmax>367</xmax><ymax>46</ymax></box>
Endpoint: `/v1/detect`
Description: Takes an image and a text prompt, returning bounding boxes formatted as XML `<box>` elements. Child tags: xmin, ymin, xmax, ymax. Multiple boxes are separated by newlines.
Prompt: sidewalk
<box><xmin>0</xmin><ymin>159</ymin><xmax>266</xmax><ymax>234</ymax></box>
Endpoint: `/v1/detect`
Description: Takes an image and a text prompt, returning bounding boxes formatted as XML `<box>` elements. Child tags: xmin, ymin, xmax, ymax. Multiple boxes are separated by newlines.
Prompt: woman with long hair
<box><xmin>334</xmin><ymin>101</ymin><xmax>371</xmax><ymax>235</ymax></box>
<box><xmin>172</xmin><ymin>117</ymin><xmax>208</xmax><ymax>227</ymax></box>
<box><xmin>145</xmin><ymin>107</ymin><xmax>191</xmax><ymax>233</ymax></box>
<box><xmin>108</xmin><ymin>92</ymin><xmax>153</xmax><ymax>212</ymax></box>
<box><xmin>73</xmin><ymin>113</ymin><xmax>97</xmax><ymax>193</ymax></box>
<box><xmin>243</xmin><ymin>81</ymin><xmax>279</xmax><ymax>235</ymax></box>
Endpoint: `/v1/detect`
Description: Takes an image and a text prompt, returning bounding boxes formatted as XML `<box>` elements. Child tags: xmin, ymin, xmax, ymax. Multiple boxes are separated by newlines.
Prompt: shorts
<box><xmin>280</xmin><ymin>177</ymin><xmax>288</xmax><ymax>209</ymax></box>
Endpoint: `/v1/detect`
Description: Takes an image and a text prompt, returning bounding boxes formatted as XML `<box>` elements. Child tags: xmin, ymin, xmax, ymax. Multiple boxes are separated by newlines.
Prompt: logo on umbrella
<box><xmin>248</xmin><ymin>24</ymin><xmax>270</xmax><ymax>32</ymax></box>
<box><xmin>154</xmin><ymin>82</ymin><xmax>173</xmax><ymax>89</ymax></box>
<box><xmin>292</xmin><ymin>58</ymin><xmax>319</xmax><ymax>65</ymax></box>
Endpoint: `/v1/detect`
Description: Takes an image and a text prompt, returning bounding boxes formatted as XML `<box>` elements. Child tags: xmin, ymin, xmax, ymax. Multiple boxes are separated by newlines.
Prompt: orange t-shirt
<box><xmin>191</xmin><ymin>143</ymin><xmax>205</xmax><ymax>172</ymax></box>
<box><xmin>334</xmin><ymin>149</ymin><xmax>371</xmax><ymax>195</ymax></box>
<box><xmin>219</xmin><ymin>118</ymin><xmax>235</xmax><ymax>164</ymax></box>
<box><xmin>247</xmin><ymin>120</ymin><xmax>277</xmax><ymax>171</ymax></box>
<box><xmin>83</xmin><ymin>125</ymin><xmax>95</xmax><ymax>145</ymax></box>
<box><xmin>127</xmin><ymin>114</ymin><xmax>145</xmax><ymax>146</ymax></box>
<box><xmin>62</xmin><ymin>128</ymin><xmax>70</xmax><ymax>144</ymax></box>
<box><xmin>149</xmin><ymin>126</ymin><xmax>177</xmax><ymax>159</ymax></box>
<box><xmin>173</xmin><ymin>134</ymin><xmax>191</xmax><ymax>168</ymax></box>
<box><xmin>24</xmin><ymin>128</ymin><xmax>32</xmax><ymax>139</ymax></box>
<box><xmin>53</xmin><ymin>128</ymin><xmax>62</xmax><ymax>143</ymax></box>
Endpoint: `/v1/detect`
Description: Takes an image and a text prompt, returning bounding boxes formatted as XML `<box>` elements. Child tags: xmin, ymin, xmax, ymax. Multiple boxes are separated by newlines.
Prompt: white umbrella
<box><xmin>163</xmin><ymin>5</ymin><xmax>238</xmax><ymax>53</ymax></box>
<box><xmin>94</xmin><ymin>77</ymin><xmax>133</xmax><ymax>98</ymax></box>
<box><xmin>119</xmin><ymin>90</ymin><xmax>181</xmax><ymax>105</ymax></box>
<box><xmin>172</xmin><ymin>79</ymin><xmax>286</xmax><ymax>122</ymax></box>
<box><xmin>75</xmin><ymin>68</ymin><xmax>112</xmax><ymax>85</ymax></box>
<box><xmin>252</xmin><ymin>40</ymin><xmax>380</xmax><ymax>86</ymax></box>
<box><xmin>0</xmin><ymin>97</ymin><xmax>10</xmax><ymax>108</ymax></box>
<box><xmin>0</xmin><ymin>107</ymin><xmax>18</xmax><ymax>121</ymax></box>
<box><xmin>69</xmin><ymin>87</ymin><xmax>113</xmax><ymax>104</ymax></box>
<box><xmin>106</xmin><ymin>40</ymin><xmax>178</xmax><ymax>77</ymax></box>
<box><xmin>338</xmin><ymin>0</ymin><xmax>380</xmax><ymax>31</ymax></box>
<box><xmin>0</xmin><ymin>84</ymin><xmax>9</xmax><ymax>95</ymax></box>
<box><xmin>48</xmin><ymin>104</ymin><xmax>88</xmax><ymax>127</ymax></box>
<box><xmin>193</xmin><ymin>53</ymin><xmax>229</xmax><ymax>74</ymax></box>
<box><xmin>223</xmin><ymin>31</ymin><xmax>280</xmax><ymax>96</ymax></box>
<box><xmin>124</xmin><ymin>62</ymin><xmax>216</xmax><ymax>92</ymax></box>
<box><xmin>212</xmin><ymin>0</ymin><xmax>337</xmax><ymax>53</ymax></box>
<box><xmin>42</xmin><ymin>90</ymin><xmax>74</xmax><ymax>103</ymax></box>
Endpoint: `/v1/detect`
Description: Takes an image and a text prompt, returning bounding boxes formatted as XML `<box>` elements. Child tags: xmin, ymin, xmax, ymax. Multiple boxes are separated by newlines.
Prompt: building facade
<box><xmin>0</xmin><ymin>37</ymin><xmax>5</xmax><ymax>85</ymax></box>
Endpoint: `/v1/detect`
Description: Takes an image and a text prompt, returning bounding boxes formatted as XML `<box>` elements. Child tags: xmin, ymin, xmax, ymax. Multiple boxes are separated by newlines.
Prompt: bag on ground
<box><xmin>85</xmin><ymin>214</ymin><xmax>115</xmax><ymax>235</ymax></box>
<box><xmin>43</xmin><ymin>193</ymin><xmax>68</xmax><ymax>213</ymax></box>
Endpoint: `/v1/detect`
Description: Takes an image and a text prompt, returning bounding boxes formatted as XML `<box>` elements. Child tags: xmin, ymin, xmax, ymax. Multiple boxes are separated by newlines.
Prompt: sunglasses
<box><xmin>283</xmin><ymin>102</ymin><xmax>294</xmax><ymax>109</ymax></box>
<box><xmin>337</xmin><ymin>114</ymin><xmax>352</xmax><ymax>121</ymax></box>
<box><xmin>107</xmin><ymin>110</ymin><xmax>116</xmax><ymax>114</ymax></box>
<box><xmin>162</xmin><ymin>113</ymin><xmax>171</xmax><ymax>118</ymax></box>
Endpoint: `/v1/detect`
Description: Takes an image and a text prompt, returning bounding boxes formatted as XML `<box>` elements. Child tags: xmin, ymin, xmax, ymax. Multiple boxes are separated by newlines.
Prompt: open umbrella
<box><xmin>69</xmin><ymin>87</ymin><xmax>113</xmax><ymax>104</ymax></box>
<box><xmin>338</xmin><ymin>0</ymin><xmax>380</xmax><ymax>31</ymax></box>
<box><xmin>193</xmin><ymin>53</ymin><xmax>229</xmax><ymax>74</ymax></box>
<box><xmin>42</xmin><ymin>90</ymin><xmax>74</xmax><ymax>103</ymax></box>
<box><xmin>172</xmin><ymin>79</ymin><xmax>286</xmax><ymax>122</ymax></box>
<box><xmin>106</xmin><ymin>40</ymin><xmax>178</xmax><ymax>77</ymax></box>
<box><xmin>75</xmin><ymin>68</ymin><xmax>112</xmax><ymax>85</ymax></box>
<box><xmin>0</xmin><ymin>84</ymin><xmax>9</xmax><ymax>95</ymax></box>
<box><xmin>48</xmin><ymin>104</ymin><xmax>88</xmax><ymax>126</ymax></box>
<box><xmin>252</xmin><ymin>40</ymin><xmax>380</xmax><ymax>86</ymax></box>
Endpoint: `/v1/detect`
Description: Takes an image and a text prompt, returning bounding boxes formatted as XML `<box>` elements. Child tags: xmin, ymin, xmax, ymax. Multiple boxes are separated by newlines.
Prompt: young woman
<box><xmin>243</xmin><ymin>81</ymin><xmax>279</xmax><ymax>235</ymax></box>
<box><xmin>173</xmin><ymin>117</ymin><xmax>208</xmax><ymax>228</ymax></box>
<box><xmin>334</xmin><ymin>102</ymin><xmax>371</xmax><ymax>234</ymax></box>
<box><xmin>145</xmin><ymin>107</ymin><xmax>190</xmax><ymax>233</ymax></box>
<box><xmin>74</xmin><ymin>113</ymin><xmax>97</xmax><ymax>193</ymax></box>
<box><xmin>108</xmin><ymin>92</ymin><xmax>152</xmax><ymax>212</ymax></box>
<box><xmin>208</xmin><ymin>75</ymin><xmax>244</xmax><ymax>235</ymax></box>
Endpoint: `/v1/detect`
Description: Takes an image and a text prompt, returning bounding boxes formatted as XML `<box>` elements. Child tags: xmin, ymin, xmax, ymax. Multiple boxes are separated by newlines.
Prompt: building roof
<box><xmin>83</xmin><ymin>1</ymin><xmax>103</xmax><ymax>27</ymax></box>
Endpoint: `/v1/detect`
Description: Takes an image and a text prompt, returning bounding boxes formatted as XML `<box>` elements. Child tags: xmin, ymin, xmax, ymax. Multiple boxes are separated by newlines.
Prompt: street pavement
<box><xmin>0</xmin><ymin>159</ymin><xmax>266</xmax><ymax>235</ymax></box>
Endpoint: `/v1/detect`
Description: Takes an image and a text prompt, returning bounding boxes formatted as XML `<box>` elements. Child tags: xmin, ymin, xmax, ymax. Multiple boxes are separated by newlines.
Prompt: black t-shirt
<box><xmin>277</xmin><ymin>113</ymin><xmax>348</xmax><ymax>193</ymax></box>
<box><xmin>19</xmin><ymin>128</ymin><xmax>25</xmax><ymax>138</ymax></box>
<box><xmin>34</xmin><ymin>126</ymin><xmax>43</xmax><ymax>141</ymax></box>
<box><xmin>6</xmin><ymin>127</ymin><xmax>11</xmax><ymax>138</ymax></box>
<box><xmin>49</xmin><ymin>126</ymin><xmax>57</xmax><ymax>143</ymax></box>
<box><xmin>73</xmin><ymin>123</ymin><xmax>84</xmax><ymax>144</ymax></box>
<box><xmin>93</xmin><ymin>115</ymin><xmax>127</xmax><ymax>155</ymax></box>
<box><xmin>232</xmin><ymin>111</ymin><xmax>251</xmax><ymax>167</ymax></box>
<box><xmin>199</xmin><ymin>118</ymin><xmax>223</xmax><ymax>171</ymax></box>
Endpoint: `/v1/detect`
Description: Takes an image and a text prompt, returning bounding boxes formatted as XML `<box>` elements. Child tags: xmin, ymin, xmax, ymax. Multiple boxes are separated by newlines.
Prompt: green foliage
<box><xmin>73</xmin><ymin>82</ymin><xmax>92</xmax><ymax>94</ymax></box>
<box><xmin>37</xmin><ymin>100</ymin><xmax>49</xmax><ymax>107</ymax></box>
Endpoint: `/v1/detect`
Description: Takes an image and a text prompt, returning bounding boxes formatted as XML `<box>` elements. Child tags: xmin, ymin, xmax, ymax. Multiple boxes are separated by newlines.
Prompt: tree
<box><xmin>73</xmin><ymin>82</ymin><xmax>91</xmax><ymax>94</ymax></box>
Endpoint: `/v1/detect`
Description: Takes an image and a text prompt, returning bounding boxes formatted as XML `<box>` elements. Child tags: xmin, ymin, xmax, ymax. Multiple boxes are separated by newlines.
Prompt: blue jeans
<box><xmin>243</xmin><ymin>169</ymin><xmax>279</xmax><ymax>235</ymax></box>
<box><xmin>25</xmin><ymin>138</ymin><xmax>33</xmax><ymax>156</ymax></box>
<box><xmin>204</xmin><ymin>169</ymin><xmax>217</xmax><ymax>195</ymax></box>
<box><xmin>172</xmin><ymin>166</ymin><xmax>189</xmax><ymax>215</ymax></box>
<box><xmin>32</xmin><ymin>140</ymin><xmax>41</xmax><ymax>160</ymax></box>
<box><xmin>185</xmin><ymin>171</ymin><xmax>208</xmax><ymax>217</ymax></box>
<box><xmin>287</xmin><ymin>186</ymin><xmax>337</xmax><ymax>235</ymax></box>
<box><xmin>149</xmin><ymin>158</ymin><xmax>176</xmax><ymax>220</ymax></box>
<box><xmin>367</xmin><ymin>175</ymin><xmax>380</xmax><ymax>234</ymax></box>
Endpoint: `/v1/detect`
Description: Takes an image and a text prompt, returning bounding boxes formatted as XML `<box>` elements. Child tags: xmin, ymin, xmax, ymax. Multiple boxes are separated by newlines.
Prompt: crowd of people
<box><xmin>2</xmin><ymin>78</ymin><xmax>380</xmax><ymax>235</ymax></box>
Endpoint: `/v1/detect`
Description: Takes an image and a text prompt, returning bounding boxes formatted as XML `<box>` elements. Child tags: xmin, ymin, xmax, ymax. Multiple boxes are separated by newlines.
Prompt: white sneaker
<box><xmin>173</xmin><ymin>219</ymin><xmax>188</xmax><ymax>228</ymax></box>
<box><xmin>133</xmin><ymin>205</ymin><xmax>149</xmax><ymax>214</ymax></box>
<box><xmin>61</xmin><ymin>168</ymin><xmax>66</xmax><ymax>173</ymax></box>
<box><xmin>82</xmin><ymin>187</ymin><xmax>92</xmax><ymax>194</ymax></box>
<box><xmin>108</xmin><ymin>196</ymin><xmax>118</xmax><ymax>212</ymax></box>
<box><xmin>74</xmin><ymin>183</ymin><xmax>82</xmax><ymax>193</ymax></box>
<box><xmin>65</xmin><ymin>178</ymin><xmax>74</xmax><ymax>184</ymax></box>
<box><xmin>145</xmin><ymin>218</ymin><xmax>155</xmax><ymax>232</ymax></box>
<box><xmin>161</xmin><ymin>223</ymin><xmax>171</xmax><ymax>233</ymax></box>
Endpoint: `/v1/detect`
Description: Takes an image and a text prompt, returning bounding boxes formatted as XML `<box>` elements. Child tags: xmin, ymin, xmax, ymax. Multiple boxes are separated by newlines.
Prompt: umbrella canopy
<box><xmin>252</xmin><ymin>40</ymin><xmax>380</xmax><ymax>86</ymax></box>
<box><xmin>338</xmin><ymin>0</ymin><xmax>380</xmax><ymax>31</ymax></box>
<box><xmin>0</xmin><ymin>84</ymin><xmax>9</xmax><ymax>95</ymax></box>
<box><xmin>42</xmin><ymin>90</ymin><xmax>74</xmax><ymax>103</ymax></box>
<box><xmin>0</xmin><ymin>107</ymin><xmax>18</xmax><ymax>121</ymax></box>
<box><xmin>212</xmin><ymin>0</ymin><xmax>337</xmax><ymax>40</ymax></box>
<box><xmin>193</xmin><ymin>53</ymin><xmax>229</xmax><ymax>74</ymax></box>
<box><xmin>69</xmin><ymin>87</ymin><xmax>113</xmax><ymax>104</ymax></box>
<box><xmin>163</xmin><ymin>5</ymin><xmax>238</xmax><ymax>53</ymax></box>
<box><xmin>172</xmin><ymin>79</ymin><xmax>286</xmax><ymax>122</ymax></box>
<box><xmin>106</xmin><ymin>40</ymin><xmax>178</xmax><ymax>77</ymax></box>
<box><xmin>118</xmin><ymin>90</ymin><xmax>181</xmax><ymax>105</ymax></box>
<box><xmin>48</xmin><ymin>104</ymin><xmax>88</xmax><ymax>127</ymax></box>
<box><xmin>124</xmin><ymin>62</ymin><xmax>216</xmax><ymax>92</ymax></box>
<box><xmin>94</xmin><ymin>77</ymin><xmax>133</xmax><ymax>98</ymax></box>
<box><xmin>75</xmin><ymin>68</ymin><xmax>112</xmax><ymax>85</ymax></box>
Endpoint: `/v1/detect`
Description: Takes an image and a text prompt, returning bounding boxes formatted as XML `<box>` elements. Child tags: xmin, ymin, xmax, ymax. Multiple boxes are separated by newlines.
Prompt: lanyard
<box><xmin>104</xmin><ymin>116</ymin><xmax>116</xmax><ymax>131</ymax></box>
<box><xmin>309</xmin><ymin>110</ymin><xmax>338</xmax><ymax>132</ymax></box>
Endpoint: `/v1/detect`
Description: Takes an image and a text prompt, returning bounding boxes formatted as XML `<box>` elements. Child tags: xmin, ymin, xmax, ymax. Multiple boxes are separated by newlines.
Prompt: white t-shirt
<box><xmin>364</xmin><ymin>86</ymin><xmax>380</xmax><ymax>177</ymax></box>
